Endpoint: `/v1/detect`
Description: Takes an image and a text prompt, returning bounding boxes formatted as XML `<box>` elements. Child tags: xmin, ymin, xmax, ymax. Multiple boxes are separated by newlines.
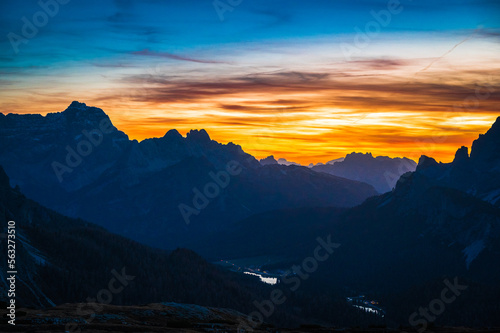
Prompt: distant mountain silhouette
<box><xmin>260</xmin><ymin>156</ymin><xmax>303</xmax><ymax>166</ymax></box>
<box><xmin>309</xmin><ymin>157</ymin><xmax>345</xmax><ymax>168</ymax></box>
<box><xmin>311</xmin><ymin>152</ymin><xmax>417</xmax><ymax>193</ymax></box>
<box><xmin>0</xmin><ymin>102</ymin><xmax>377</xmax><ymax>250</ymax></box>
<box><xmin>277</xmin><ymin>158</ymin><xmax>301</xmax><ymax>166</ymax></box>
<box><xmin>259</xmin><ymin>155</ymin><xmax>278</xmax><ymax>165</ymax></box>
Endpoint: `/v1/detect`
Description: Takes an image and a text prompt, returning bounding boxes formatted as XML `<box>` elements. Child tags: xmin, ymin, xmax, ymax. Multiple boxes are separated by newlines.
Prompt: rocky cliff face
<box><xmin>470</xmin><ymin>116</ymin><xmax>500</xmax><ymax>167</ymax></box>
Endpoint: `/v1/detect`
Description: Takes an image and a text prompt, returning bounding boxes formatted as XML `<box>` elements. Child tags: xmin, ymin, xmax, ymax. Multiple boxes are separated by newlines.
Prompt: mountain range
<box><xmin>1</xmin><ymin>102</ymin><xmax>499</xmax><ymax>328</ymax></box>
<box><xmin>192</xmin><ymin>117</ymin><xmax>500</xmax><ymax>327</ymax></box>
<box><xmin>259</xmin><ymin>154</ymin><xmax>415</xmax><ymax>193</ymax></box>
<box><xmin>0</xmin><ymin>102</ymin><xmax>377</xmax><ymax>250</ymax></box>
<box><xmin>311</xmin><ymin>152</ymin><xmax>416</xmax><ymax>193</ymax></box>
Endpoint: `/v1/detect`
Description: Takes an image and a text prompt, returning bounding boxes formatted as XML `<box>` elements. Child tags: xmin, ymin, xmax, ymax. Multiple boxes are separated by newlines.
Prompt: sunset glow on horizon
<box><xmin>1</xmin><ymin>1</ymin><xmax>499</xmax><ymax>165</ymax></box>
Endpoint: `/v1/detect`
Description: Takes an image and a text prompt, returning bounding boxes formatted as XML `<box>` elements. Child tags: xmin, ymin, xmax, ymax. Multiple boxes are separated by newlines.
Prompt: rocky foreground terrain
<box><xmin>2</xmin><ymin>302</ymin><xmax>499</xmax><ymax>333</ymax></box>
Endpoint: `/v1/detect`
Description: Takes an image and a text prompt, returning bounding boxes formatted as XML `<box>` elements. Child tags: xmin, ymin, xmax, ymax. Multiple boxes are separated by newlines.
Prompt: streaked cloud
<box><xmin>131</xmin><ymin>49</ymin><xmax>227</xmax><ymax>64</ymax></box>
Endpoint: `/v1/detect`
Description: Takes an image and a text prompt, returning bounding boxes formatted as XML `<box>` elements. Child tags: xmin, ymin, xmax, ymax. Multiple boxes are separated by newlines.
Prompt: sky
<box><xmin>1</xmin><ymin>0</ymin><xmax>499</xmax><ymax>164</ymax></box>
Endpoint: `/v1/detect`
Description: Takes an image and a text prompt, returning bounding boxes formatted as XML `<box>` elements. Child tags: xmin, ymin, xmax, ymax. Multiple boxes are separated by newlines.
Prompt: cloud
<box><xmin>347</xmin><ymin>58</ymin><xmax>408</xmax><ymax>70</ymax></box>
<box><xmin>116</xmin><ymin>67</ymin><xmax>500</xmax><ymax>115</ymax></box>
<box><xmin>131</xmin><ymin>49</ymin><xmax>227</xmax><ymax>64</ymax></box>
<box><xmin>218</xmin><ymin>104</ymin><xmax>308</xmax><ymax>113</ymax></box>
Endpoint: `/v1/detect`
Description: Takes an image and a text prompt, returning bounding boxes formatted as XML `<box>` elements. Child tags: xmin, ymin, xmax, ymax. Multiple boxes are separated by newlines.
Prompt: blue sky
<box><xmin>1</xmin><ymin>0</ymin><xmax>499</xmax><ymax>63</ymax></box>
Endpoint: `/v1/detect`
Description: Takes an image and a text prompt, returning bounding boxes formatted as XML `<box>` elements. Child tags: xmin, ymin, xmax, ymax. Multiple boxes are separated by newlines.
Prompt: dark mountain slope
<box><xmin>0</xmin><ymin>166</ymin><xmax>387</xmax><ymax>328</ymax></box>
<box><xmin>202</xmin><ymin>163</ymin><xmax>500</xmax><ymax>326</ymax></box>
<box><xmin>0</xmin><ymin>166</ymin><xmax>278</xmax><ymax>316</ymax></box>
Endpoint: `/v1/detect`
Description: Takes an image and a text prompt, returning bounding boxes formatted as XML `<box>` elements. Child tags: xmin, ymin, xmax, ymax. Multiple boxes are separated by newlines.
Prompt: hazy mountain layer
<box><xmin>311</xmin><ymin>152</ymin><xmax>417</xmax><ymax>193</ymax></box>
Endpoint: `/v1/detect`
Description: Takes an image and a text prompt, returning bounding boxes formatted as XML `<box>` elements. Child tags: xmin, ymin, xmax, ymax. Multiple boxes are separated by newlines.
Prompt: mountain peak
<box><xmin>453</xmin><ymin>146</ymin><xmax>469</xmax><ymax>164</ymax></box>
<box><xmin>163</xmin><ymin>129</ymin><xmax>182</xmax><ymax>140</ymax></box>
<box><xmin>61</xmin><ymin>101</ymin><xmax>108</xmax><ymax>119</ymax></box>
<box><xmin>186</xmin><ymin>129</ymin><xmax>211</xmax><ymax>143</ymax></box>
<box><xmin>417</xmin><ymin>155</ymin><xmax>438</xmax><ymax>170</ymax></box>
<box><xmin>470</xmin><ymin>117</ymin><xmax>500</xmax><ymax>165</ymax></box>
<box><xmin>345</xmin><ymin>152</ymin><xmax>373</xmax><ymax>161</ymax></box>
<box><xmin>260</xmin><ymin>155</ymin><xmax>278</xmax><ymax>165</ymax></box>
<box><xmin>58</xmin><ymin>102</ymin><xmax>117</xmax><ymax>134</ymax></box>
<box><xmin>68</xmin><ymin>101</ymin><xmax>87</xmax><ymax>109</ymax></box>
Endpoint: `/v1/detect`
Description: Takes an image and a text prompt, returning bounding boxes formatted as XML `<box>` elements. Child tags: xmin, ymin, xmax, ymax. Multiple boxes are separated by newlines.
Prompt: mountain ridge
<box><xmin>0</xmin><ymin>102</ymin><xmax>377</xmax><ymax>251</ymax></box>
<box><xmin>311</xmin><ymin>152</ymin><xmax>417</xmax><ymax>193</ymax></box>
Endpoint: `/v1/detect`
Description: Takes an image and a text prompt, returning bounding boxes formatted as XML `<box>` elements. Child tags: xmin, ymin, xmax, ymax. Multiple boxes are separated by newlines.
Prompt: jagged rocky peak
<box><xmin>470</xmin><ymin>116</ymin><xmax>500</xmax><ymax>164</ymax></box>
<box><xmin>344</xmin><ymin>152</ymin><xmax>374</xmax><ymax>161</ymax></box>
<box><xmin>260</xmin><ymin>155</ymin><xmax>278</xmax><ymax>165</ymax></box>
<box><xmin>453</xmin><ymin>146</ymin><xmax>470</xmax><ymax>164</ymax></box>
<box><xmin>186</xmin><ymin>129</ymin><xmax>211</xmax><ymax>143</ymax></box>
<box><xmin>417</xmin><ymin>155</ymin><xmax>439</xmax><ymax>170</ymax></box>
<box><xmin>61</xmin><ymin>101</ymin><xmax>108</xmax><ymax>120</ymax></box>
<box><xmin>68</xmin><ymin>101</ymin><xmax>88</xmax><ymax>109</ymax></box>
